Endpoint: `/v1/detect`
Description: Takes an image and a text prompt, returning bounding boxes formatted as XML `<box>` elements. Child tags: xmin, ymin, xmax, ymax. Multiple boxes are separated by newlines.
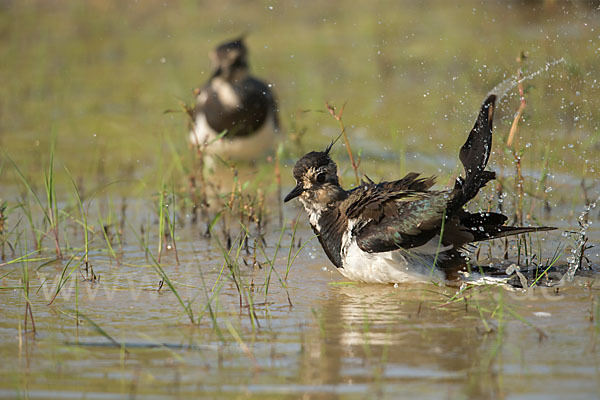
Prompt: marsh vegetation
<box><xmin>1</xmin><ymin>1</ymin><xmax>599</xmax><ymax>398</ymax></box>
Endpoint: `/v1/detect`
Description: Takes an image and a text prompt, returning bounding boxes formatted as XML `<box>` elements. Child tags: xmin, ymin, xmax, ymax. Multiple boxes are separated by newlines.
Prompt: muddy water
<box><xmin>0</xmin><ymin>200</ymin><xmax>599</xmax><ymax>399</ymax></box>
<box><xmin>2</xmin><ymin>0</ymin><xmax>600</xmax><ymax>398</ymax></box>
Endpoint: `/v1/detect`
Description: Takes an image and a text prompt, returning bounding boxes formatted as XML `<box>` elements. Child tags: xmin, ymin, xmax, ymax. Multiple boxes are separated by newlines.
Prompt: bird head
<box><xmin>210</xmin><ymin>37</ymin><xmax>249</xmax><ymax>79</ymax></box>
<box><xmin>284</xmin><ymin>144</ymin><xmax>343</xmax><ymax>207</ymax></box>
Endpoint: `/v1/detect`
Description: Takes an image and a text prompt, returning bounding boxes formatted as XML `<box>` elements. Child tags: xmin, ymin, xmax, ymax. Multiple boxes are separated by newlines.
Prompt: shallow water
<box><xmin>0</xmin><ymin>198</ymin><xmax>599</xmax><ymax>399</ymax></box>
<box><xmin>1</xmin><ymin>0</ymin><xmax>600</xmax><ymax>399</ymax></box>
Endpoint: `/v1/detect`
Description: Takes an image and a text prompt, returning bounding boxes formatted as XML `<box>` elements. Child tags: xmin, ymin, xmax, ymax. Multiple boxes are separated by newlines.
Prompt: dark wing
<box><xmin>355</xmin><ymin>193</ymin><xmax>555</xmax><ymax>254</ymax></box>
<box><xmin>371</xmin><ymin>172</ymin><xmax>435</xmax><ymax>193</ymax></box>
<box><xmin>339</xmin><ymin>173</ymin><xmax>447</xmax><ymax>253</ymax></box>
<box><xmin>459</xmin><ymin>95</ymin><xmax>495</xmax><ymax>179</ymax></box>
<box><xmin>342</xmin><ymin>173</ymin><xmax>435</xmax><ymax>220</ymax></box>
<box><xmin>450</xmin><ymin>94</ymin><xmax>496</xmax><ymax>211</ymax></box>
<box><xmin>353</xmin><ymin>190</ymin><xmax>452</xmax><ymax>253</ymax></box>
<box><xmin>195</xmin><ymin>77</ymin><xmax>273</xmax><ymax>138</ymax></box>
<box><xmin>458</xmin><ymin>210</ymin><xmax>555</xmax><ymax>241</ymax></box>
<box><xmin>349</xmin><ymin>95</ymin><xmax>556</xmax><ymax>255</ymax></box>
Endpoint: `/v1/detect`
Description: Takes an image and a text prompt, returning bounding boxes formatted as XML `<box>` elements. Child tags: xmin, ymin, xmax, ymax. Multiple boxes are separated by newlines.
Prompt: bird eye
<box><xmin>316</xmin><ymin>172</ymin><xmax>326</xmax><ymax>183</ymax></box>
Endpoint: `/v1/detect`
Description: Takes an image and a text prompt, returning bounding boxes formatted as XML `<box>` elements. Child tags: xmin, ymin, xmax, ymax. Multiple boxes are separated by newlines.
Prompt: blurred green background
<box><xmin>1</xmin><ymin>0</ymin><xmax>599</xmax><ymax>187</ymax></box>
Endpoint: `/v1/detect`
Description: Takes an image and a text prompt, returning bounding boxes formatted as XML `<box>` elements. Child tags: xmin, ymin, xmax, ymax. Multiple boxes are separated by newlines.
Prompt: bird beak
<box><xmin>284</xmin><ymin>184</ymin><xmax>304</xmax><ymax>202</ymax></box>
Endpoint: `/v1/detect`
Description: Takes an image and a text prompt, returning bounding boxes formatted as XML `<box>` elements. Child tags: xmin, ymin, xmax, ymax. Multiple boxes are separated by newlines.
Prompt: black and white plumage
<box><xmin>189</xmin><ymin>37</ymin><xmax>279</xmax><ymax>161</ymax></box>
<box><xmin>284</xmin><ymin>95</ymin><xmax>555</xmax><ymax>284</ymax></box>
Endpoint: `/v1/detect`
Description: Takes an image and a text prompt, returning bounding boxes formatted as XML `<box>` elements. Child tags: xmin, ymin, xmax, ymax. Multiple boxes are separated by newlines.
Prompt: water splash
<box><xmin>487</xmin><ymin>58</ymin><xmax>566</xmax><ymax>101</ymax></box>
<box><xmin>560</xmin><ymin>194</ymin><xmax>599</xmax><ymax>284</ymax></box>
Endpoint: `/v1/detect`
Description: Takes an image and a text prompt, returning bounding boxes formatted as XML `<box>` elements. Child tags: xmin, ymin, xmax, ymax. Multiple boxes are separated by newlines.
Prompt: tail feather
<box><xmin>471</xmin><ymin>225</ymin><xmax>556</xmax><ymax>242</ymax></box>
<box><xmin>460</xmin><ymin>211</ymin><xmax>507</xmax><ymax>227</ymax></box>
<box><xmin>459</xmin><ymin>211</ymin><xmax>556</xmax><ymax>242</ymax></box>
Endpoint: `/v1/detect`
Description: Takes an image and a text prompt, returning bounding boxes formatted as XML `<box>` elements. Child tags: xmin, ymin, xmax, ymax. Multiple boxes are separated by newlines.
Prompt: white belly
<box><xmin>189</xmin><ymin>112</ymin><xmax>278</xmax><ymax>162</ymax></box>
<box><xmin>339</xmin><ymin>240</ymin><xmax>446</xmax><ymax>284</ymax></box>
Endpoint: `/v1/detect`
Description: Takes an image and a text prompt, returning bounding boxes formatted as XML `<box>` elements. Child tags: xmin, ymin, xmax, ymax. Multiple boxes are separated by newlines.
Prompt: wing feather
<box><xmin>337</xmin><ymin>173</ymin><xmax>449</xmax><ymax>253</ymax></box>
<box><xmin>354</xmin><ymin>192</ymin><xmax>450</xmax><ymax>253</ymax></box>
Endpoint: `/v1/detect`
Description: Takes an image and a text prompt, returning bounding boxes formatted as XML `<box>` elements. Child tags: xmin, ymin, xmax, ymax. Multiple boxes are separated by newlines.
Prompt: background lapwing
<box><xmin>189</xmin><ymin>37</ymin><xmax>280</xmax><ymax>162</ymax></box>
<box><xmin>284</xmin><ymin>95</ymin><xmax>555</xmax><ymax>284</ymax></box>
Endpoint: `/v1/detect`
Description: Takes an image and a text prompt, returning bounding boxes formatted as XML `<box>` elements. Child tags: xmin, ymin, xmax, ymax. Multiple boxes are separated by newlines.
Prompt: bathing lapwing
<box><xmin>284</xmin><ymin>95</ymin><xmax>554</xmax><ymax>283</ymax></box>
